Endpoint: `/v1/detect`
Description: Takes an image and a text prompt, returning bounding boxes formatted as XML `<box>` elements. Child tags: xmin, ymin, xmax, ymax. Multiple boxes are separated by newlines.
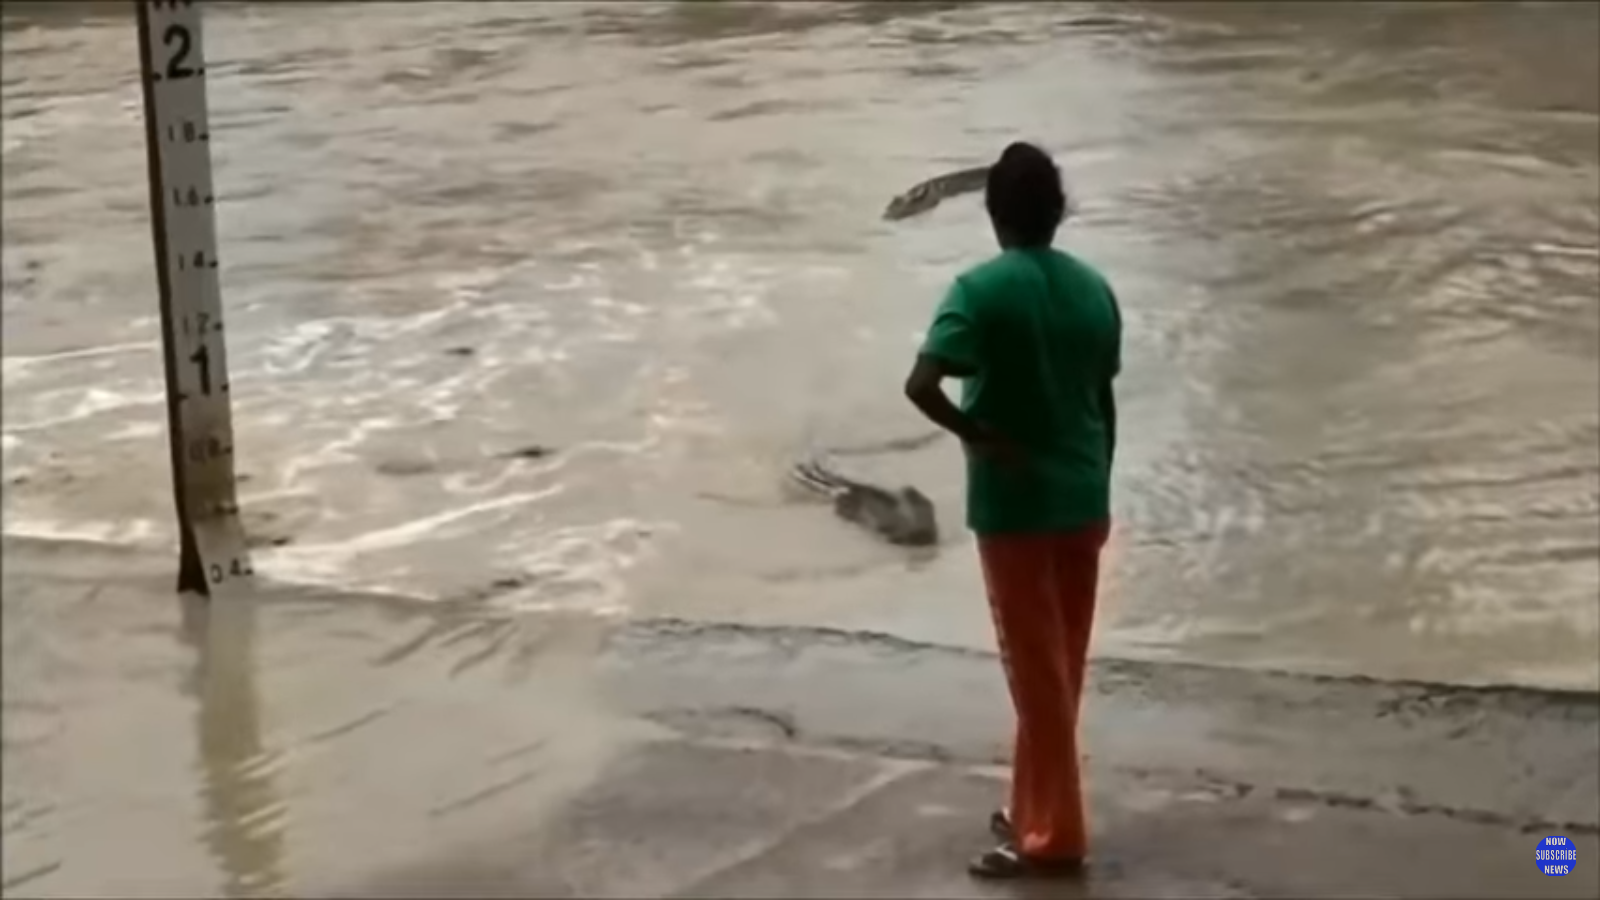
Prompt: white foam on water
<box><xmin>243</xmin><ymin>292</ymin><xmax>479</xmax><ymax>378</ymax></box>
<box><xmin>542</xmin><ymin>272</ymin><xmax>598</xmax><ymax>292</ymax></box>
<box><xmin>251</xmin><ymin>318</ymin><xmax>340</xmax><ymax>377</ymax></box>
<box><xmin>488</xmin><ymin>517</ymin><xmax>675</xmax><ymax>617</ymax></box>
<box><xmin>253</xmin><ymin>497</ymin><xmax>668</xmax><ymax>619</ymax></box>
<box><xmin>413</xmin><ymin>369</ymin><xmax>479</xmax><ymax>423</ymax></box>
<box><xmin>1</xmin><ymin>517</ymin><xmax>168</xmax><ymax>547</ymax></box>
<box><xmin>673</xmin><ymin>255</ymin><xmax>778</xmax><ymax>331</ymax></box>
<box><xmin>435</xmin><ymin>268</ymin><xmax>501</xmax><ymax>302</ymax></box>
<box><xmin>277</xmin><ymin>416</ymin><xmax>404</xmax><ymax>485</ymax></box>
<box><xmin>372</xmin><ymin>295</ymin><xmax>475</xmax><ymax>340</ymax></box>
<box><xmin>1</xmin><ymin>341</ymin><xmax>158</xmax><ymax>380</ymax></box>
<box><xmin>439</xmin><ymin>452</ymin><xmax>567</xmax><ymax>497</ymax></box>
<box><xmin>3</xmin><ymin>386</ymin><xmax>165</xmax><ymax>433</ymax></box>
<box><xmin>1531</xmin><ymin>242</ymin><xmax>1600</xmax><ymax>259</ymax></box>
<box><xmin>103</xmin><ymin>421</ymin><xmax>164</xmax><ymax>442</ymax></box>
<box><xmin>490</xmin><ymin>597</ymin><xmax>630</xmax><ymax>617</ymax></box>
<box><xmin>7</xmin><ymin>233</ymin><xmax>770</xmax><ymax>626</ymax></box>
<box><xmin>260</xmin><ymin>485</ymin><xmax>566</xmax><ymax>580</ymax></box>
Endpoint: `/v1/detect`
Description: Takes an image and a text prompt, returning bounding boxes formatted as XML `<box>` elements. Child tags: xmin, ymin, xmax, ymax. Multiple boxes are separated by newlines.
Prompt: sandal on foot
<box><xmin>967</xmin><ymin>843</ymin><xmax>1085</xmax><ymax>880</ymax></box>
<box><xmin>989</xmin><ymin>808</ymin><xmax>1013</xmax><ymax>841</ymax></box>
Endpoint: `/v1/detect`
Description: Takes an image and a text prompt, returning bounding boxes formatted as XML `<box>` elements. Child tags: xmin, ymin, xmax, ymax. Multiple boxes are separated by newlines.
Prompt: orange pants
<box><xmin>978</xmin><ymin>520</ymin><xmax>1110</xmax><ymax>861</ymax></box>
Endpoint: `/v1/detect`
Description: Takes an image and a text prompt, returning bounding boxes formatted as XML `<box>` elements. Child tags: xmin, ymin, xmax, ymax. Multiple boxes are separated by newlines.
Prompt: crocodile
<box><xmin>882</xmin><ymin>165</ymin><xmax>990</xmax><ymax>221</ymax></box>
<box><xmin>790</xmin><ymin>458</ymin><xmax>938</xmax><ymax>548</ymax></box>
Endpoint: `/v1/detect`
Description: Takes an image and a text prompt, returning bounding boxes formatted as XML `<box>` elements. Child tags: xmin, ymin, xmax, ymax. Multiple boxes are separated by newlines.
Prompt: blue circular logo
<box><xmin>1537</xmin><ymin>836</ymin><xmax>1576</xmax><ymax>877</ymax></box>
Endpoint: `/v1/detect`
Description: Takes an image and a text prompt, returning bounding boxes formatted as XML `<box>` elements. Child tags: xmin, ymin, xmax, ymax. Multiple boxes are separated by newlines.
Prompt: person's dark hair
<box><xmin>985</xmin><ymin>142</ymin><xmax>1067</xmax><ymax>248</ymax></box>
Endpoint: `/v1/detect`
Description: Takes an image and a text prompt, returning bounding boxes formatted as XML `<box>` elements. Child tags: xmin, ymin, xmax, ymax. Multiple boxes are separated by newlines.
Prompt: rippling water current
<box><xmin>3</xmin><ymin>2</ymin><xmax>1598</xmax><ymax>895</ymax></box>
<box><xmin>5</xmin><ymin>1</ymin><xmax>1597</xmax><ymax>684</ymax></box>
<box><xmin>6</xmin><ymin>1</ymin><xmax>1593</xmax><ymax>679</ymax></box>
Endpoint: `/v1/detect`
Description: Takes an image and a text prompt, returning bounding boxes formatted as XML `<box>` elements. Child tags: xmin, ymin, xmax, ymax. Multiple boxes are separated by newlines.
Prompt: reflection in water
<box><xmin>179</xmin><ymin>594</ymin><xmax>286</xmax><ymax>899</ymax></box>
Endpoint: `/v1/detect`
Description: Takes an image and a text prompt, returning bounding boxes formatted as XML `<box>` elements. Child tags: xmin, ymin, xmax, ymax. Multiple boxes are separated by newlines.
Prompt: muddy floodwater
<box><xmin>3</xmin><ymin>2</ymin><xmax>1598</xmax><ymax>897</ymax></box>
<box><xmin>3</xmin><ymin>2</ymin><xmax>1597</xmax><ymax>684</ymax></box>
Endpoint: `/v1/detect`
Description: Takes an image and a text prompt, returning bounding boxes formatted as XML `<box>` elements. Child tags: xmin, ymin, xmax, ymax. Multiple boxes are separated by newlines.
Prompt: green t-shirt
<box><xmin>920</xmin><ymin>247</ymin><xmax>1121</xmax><ymax>535</ymax></box>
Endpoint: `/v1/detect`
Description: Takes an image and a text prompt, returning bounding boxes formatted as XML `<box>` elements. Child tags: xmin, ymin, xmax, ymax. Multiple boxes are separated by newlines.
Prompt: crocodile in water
<box><xmin>881</xmin><ymin>165</ymin><xmax>990</xmax><ymax>221</ymax></box>
<box><xmin>790</xmin><ymin>458</ymin><xmax>938</xmax><ymax>547</ymax></box>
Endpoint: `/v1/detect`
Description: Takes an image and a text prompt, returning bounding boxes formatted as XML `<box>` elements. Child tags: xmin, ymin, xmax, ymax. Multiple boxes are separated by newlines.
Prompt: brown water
<box><xmin>4</xmin><ymin>1</ymin><xmax>1597</xmax><ymax>688</ymax></box>
<box><xmin>3</xmin><ymin>4</ymin><xmax>1598</xmax><ymax>896</ymax></box>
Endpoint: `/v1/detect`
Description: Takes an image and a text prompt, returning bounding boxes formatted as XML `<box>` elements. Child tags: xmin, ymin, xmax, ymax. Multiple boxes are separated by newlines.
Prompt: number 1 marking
<box><xmin>189</xmin><ymin>342</ymin><xmax>211</xmax><ymax>395</ymax></box>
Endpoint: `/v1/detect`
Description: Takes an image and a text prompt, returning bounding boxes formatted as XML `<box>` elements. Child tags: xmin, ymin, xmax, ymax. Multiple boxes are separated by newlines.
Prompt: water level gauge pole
<box><xmin>136</xmin><ymin>0</ymin><xmax>252</xmax><ymax>596</ymax></box>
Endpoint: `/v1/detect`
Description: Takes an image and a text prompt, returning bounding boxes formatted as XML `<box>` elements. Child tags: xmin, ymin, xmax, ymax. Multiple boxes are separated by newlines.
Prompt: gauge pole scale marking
<box><xmin>137</xmin><ymin>0</ymin><xmax>250</xmax><ymax>595</ymax></box>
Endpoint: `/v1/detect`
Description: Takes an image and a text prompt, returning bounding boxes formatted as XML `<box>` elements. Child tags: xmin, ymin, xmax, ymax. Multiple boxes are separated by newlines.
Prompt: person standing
<box><xmin>903</xmin><ymin>142</ymin><xmax>1122</xmax><ymax>880</ymax></box>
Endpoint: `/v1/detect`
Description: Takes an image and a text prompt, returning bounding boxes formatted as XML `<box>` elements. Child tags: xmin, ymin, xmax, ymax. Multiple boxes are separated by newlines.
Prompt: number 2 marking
<box><xmin>164</xmin><ymin>24</ymin><xmax>196</xmax><ymax>80</ymax></box>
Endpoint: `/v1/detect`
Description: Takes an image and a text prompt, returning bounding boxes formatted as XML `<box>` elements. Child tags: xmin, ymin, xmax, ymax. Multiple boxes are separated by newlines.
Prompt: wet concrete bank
<box><xmin>604</xmin><ymin>617</ymin><xmax>1600</xmax><ymax>836</ymax></box>
<box><xmin>3</xmin><ymin>535</ymin><xmax>1597</xmax><ymax>897</ymax></box>
<box><xmin>345</xmin><ymin>738</ymin><xmax>1600</xmax><ymax>900</ymax></box>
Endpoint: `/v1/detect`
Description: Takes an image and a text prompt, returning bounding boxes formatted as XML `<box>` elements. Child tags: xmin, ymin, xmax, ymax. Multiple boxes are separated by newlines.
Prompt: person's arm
<box><xmin>904</xmin><ymin>353</ymin><xmax>987</xmax><ymax>444</ymax></box>
<box><xmin>905</xmin><ymin>278</ymin><xmax>1020</xmax><ymax>462</ymax></box>
<box><xmin>906</xmin><ymin>278</ymin><xmax>984</xmax><ymax>441</ymax></box>
<box><xmin>1099</xmin><ymin>379</ymin><xmax>1116</xmax><ymax>468</ymax></box>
